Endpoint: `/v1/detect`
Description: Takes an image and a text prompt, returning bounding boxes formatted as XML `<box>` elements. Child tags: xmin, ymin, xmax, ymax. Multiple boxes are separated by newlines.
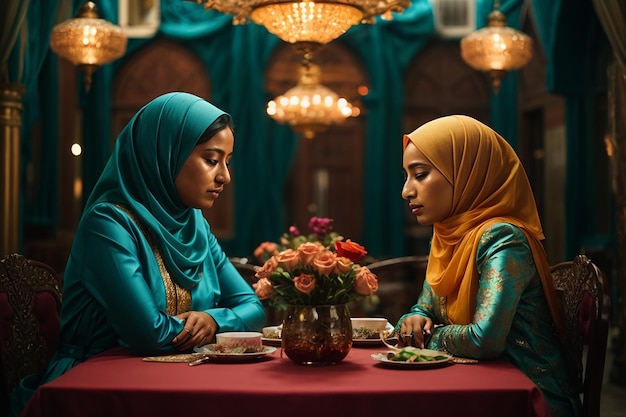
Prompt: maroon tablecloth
<box><xmin>23</xmin><ymin>345</ymin><xmax>550</xmax><ymax>417</ymax></box>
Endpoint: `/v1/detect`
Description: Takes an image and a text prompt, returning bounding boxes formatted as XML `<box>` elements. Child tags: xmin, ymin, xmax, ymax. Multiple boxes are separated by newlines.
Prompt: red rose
<box><xmin>335</xmin><ymin>239</ymin><xmax>367</xmax><ymax>262</ymax></box>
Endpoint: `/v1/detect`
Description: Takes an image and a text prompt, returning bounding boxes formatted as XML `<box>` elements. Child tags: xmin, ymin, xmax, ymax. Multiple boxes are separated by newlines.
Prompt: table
<box><xmin>23</xmin><ymin>345</ymin><xmax>550</xmax><ymax>417</ymax></box>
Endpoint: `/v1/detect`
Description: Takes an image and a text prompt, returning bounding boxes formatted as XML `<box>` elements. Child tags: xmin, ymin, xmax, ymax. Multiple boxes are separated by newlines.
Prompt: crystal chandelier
<box><xmin>460</xmin><ymin>0</ymin><xmax>532</xmax><ymax>92</ymax></box>
<box><xmin>193</xmin><ymin>0</ymin><xmax>410</xmax><ymax>47</ymax></box>
<box><xmin>266</xmin><ymin>61</ymin><xmax>353</xmax><ymax>139</ymax></box>
<box><xmin>50</xmin><ymin>2</ymin><xmax>127</xmax><ymax>91</ymax></box>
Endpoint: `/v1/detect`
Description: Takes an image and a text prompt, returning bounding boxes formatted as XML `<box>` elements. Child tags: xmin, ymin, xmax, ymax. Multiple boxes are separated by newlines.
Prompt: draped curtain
<box><xmin>531</xmin><ymin>0</ymin><xmax>610</xmax><ymax>259</ymax></box>
<box><xmin>483</xmin><ymin>0</ymin><xmax>524</xmax><ymax>149</ymax></box>
<box><xmin>342</xmin><ymin>1</ymin><xmax>435</xmax><ymax>257</ymax></box>
<box><xmin>3</xmin><ymin>0</ymin><xmax>79</xmax><ymax>240</ymax></box>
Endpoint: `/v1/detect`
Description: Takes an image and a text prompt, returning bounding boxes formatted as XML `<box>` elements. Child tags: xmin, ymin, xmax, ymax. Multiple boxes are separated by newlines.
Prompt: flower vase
<box><xmin>281</xmin><ymin>304</ymin><xmax>352</xmax><ymax>365</ymax></box>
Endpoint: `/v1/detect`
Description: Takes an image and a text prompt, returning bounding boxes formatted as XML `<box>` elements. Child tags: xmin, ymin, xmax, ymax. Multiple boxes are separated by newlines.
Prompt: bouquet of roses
<box><xmin>252</xmin><ymin>217</ymin><xmax>378</xmax><ymax>310</ymax></box>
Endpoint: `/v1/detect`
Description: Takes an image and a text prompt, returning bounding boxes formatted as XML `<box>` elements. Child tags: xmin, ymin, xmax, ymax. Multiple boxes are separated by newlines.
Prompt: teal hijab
<box><xmin>85</xmin><ymin>92</ymin><xmax>229</xmax><ymax>289</ymax></box>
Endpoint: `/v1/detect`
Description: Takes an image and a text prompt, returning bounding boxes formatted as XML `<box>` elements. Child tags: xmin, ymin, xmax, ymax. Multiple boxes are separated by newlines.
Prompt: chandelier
<box><xmin>193</xmin><ymin>0</ymin><xmax>410</xmax><ymax>47</ymax></box>
<box><xmin>266</xmin><ymin>61</ymin><xmax>353</xmax><ymax>139</ymax></box>
<box><xmin>460</xmin><ymin>0</ymin><xmax>532</xmax><ymax>92</ymax></box>
<box><xmin>50</xmin><ymin>2</ymin><xmax>127</xmax><ymax>91</ymax></box>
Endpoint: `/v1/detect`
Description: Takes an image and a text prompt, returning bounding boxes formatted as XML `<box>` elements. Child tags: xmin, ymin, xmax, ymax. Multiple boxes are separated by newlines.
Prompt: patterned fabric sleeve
<box><xmin>397</xmin><ymin>223</ymin><xmax>536</xmax><ymax>360</ymax></box>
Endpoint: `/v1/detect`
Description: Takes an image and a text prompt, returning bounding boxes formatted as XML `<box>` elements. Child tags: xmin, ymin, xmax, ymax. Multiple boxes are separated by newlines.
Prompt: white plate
<box><xmin>371</xmin><ymin>349</ymin><xmax>453</xmax><ymax>368</ymax></box>
<box><xmin>261</xmin><ymin>337</ymin><xmax>282</xmax><ymax>347</ymax></box>
<box><xmin>193</xmin><ymin>344</ymin><xmax>276</xmax><ymax>363</ymax></box>
<box><xmin>352</xmin><ymin>336</ymin><xmax>398</xmax><ymax>347</ymax></box>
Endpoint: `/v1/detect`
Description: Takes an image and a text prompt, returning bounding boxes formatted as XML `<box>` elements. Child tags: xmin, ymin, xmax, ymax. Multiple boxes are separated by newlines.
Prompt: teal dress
<box><xmin>397</xmin><ymin>223</ymin><xmax>582</xmax><ymax>417</ymax></box>
<box><xmin>10</xmin><ymin>92</ymin><xmax>266</xmax><ymax>417</ymax></box>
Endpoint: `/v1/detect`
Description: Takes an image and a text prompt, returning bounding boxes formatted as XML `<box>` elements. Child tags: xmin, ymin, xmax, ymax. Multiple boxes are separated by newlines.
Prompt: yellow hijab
<box><xmin>403</xmin><ymin>115</ymin><xmax>565</xmax><ymax>339</ymax></box>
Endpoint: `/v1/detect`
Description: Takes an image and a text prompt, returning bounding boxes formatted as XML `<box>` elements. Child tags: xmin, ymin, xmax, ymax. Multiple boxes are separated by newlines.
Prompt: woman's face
<box><xmin>175</xmin><ymin>127</ymin><xmax>234</xmax><ymax>210</ymax></box>
<box><xmin>401</xmin><ymin>142</ymin><xmax>453</xmax><ymax>225</ymax></box>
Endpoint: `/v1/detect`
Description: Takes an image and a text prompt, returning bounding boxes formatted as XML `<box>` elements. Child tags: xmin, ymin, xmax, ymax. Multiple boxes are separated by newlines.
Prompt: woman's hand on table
<box><xmin>172</xmin><ymin>311</ymin><xmax>218</xmax><ymax>351</ymax></box>
<box><xmin>398</xmin><ymin>315</ymin><xmax>433</xmax><ymax>348</ymax></box>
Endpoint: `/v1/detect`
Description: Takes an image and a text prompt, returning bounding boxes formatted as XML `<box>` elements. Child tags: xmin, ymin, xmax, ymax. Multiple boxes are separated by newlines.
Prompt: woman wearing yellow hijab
<box><xmin>397</xmin><ymin>115</ymin><xmax>580</xmax><ymax>417</ymax></box>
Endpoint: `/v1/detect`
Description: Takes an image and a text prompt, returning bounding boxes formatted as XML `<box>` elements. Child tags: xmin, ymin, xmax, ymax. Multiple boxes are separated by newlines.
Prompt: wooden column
<box><xmin>0</xmin><ymin>82</ymin><xmax>25</xmax><ymax>256</ymax></box>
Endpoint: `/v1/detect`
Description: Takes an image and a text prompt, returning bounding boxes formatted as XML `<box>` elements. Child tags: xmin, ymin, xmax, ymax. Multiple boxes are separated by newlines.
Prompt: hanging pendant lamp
<box><xmin>50</xmin><ymin>2</ymin><xmax>127</xmax><ymax>91</ymax></box>
<box><xmin>460</xmin><ymin>0</ymin><xmax>532</xmax><ymax>93</ymax></box>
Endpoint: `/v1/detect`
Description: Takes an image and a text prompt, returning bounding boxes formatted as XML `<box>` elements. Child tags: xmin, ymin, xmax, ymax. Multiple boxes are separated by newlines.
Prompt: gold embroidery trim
<box><xmin>114</xmin><ymin>204</ymin><xmax>191</xmax><ymax>315</ymax></box>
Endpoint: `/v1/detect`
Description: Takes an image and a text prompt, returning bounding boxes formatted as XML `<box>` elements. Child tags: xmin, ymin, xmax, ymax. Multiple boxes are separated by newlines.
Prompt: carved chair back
<box><xmin>360</xmin><ymin>256</ymin><xmax>428</xmax><ymax>323</ymax></box>
<box><xmin>550</xmin><ymin>254</ymin><xmax>610</xmax><ymax>417</ymax></box>
<box><xmin>0</xmin><ymin>254</ymin><xmax>62</xmax><ymax>413</ymax></box>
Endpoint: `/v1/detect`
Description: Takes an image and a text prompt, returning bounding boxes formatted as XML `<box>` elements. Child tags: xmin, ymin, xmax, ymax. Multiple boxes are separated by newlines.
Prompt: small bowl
<box><xmin>351</xmin><ymin>318</ymin><xmax>389</xmax><ymax>339</ymax></box>
<box><xmin>215</xmin><ymin>331</ymin><xmax>263</xmax><ymax>351</ymax></box>
<box><xmin>351</xmin><ymin>317</ymin><xmax>389</xmax><ymax>332</ymax></box>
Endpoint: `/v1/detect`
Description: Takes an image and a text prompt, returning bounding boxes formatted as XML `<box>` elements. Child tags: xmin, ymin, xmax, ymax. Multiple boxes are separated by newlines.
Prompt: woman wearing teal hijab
<box><xmin>11</xmin><ymin>92</ymin><xmax>266</xmax><ymax>416</ymax></box>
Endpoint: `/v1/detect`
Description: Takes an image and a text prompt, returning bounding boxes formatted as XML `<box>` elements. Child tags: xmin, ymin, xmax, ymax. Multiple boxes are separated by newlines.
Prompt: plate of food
<box><xmin>192</xmin><ymin>344</ymin><xmax>276</xmax><ymax>364</ymax></box>
<box><xmin>371</xmin><ymin>347</ymin><xmax>453</xmax><ymax>368</ymax></box>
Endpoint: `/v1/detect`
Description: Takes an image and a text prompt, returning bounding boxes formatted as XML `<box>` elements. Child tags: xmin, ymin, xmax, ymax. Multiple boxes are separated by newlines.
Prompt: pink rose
<box><xmin>293</xmin><ymin>273</ymin><xmax>316</xmax><ymax>295</ymax></box>
<box><xmin>253</xmin><ymin>277</ymin><xmax>275</xmax><ymax>300</ymax></box>
<box><xmin>313</xmin><ymin>250</ymin><xmax>337</xmax><ymax>275</ymax></box>
<box><xmin>297</xmin><ymin>242</ymin><xmax>323</xmax><ymax>265</ymax></box>
<box><xmin>255</xmin><ymin>256</ymin><xmax>278</xmax><ymax>279</ymax></box>
<box><xmin>334</xmin><ymin>256</ymin><xmax>354</xmax><ymax>274</ymax></box>
<box><xmin>275</xmin><ymin>249</ymin><xmax>300</xmax><ymax>272</ymax></box>
<box><xmin>353</xmin><ymin>266</ymin><xmax>378</xmax><ymax>296</ymax></box>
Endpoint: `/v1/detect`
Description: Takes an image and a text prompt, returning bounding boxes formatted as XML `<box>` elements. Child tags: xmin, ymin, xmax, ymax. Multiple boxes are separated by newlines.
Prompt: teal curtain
<box><xmin>341</xmin><ymin>1</ymin><xmax>435</xmax><ymax>258</ymax></box>
<box><xmin>531</xmin><ymin>0</ymin><xmax>610</xmax><ymax>258</ymax></box>
<box><xmin>5</xmin><ymin>0</ymin><xmax>80</xmax><ymax>238</ymax></box>
<box><xmin>481</xmin><ymin>0</ymin><xmax>524</xmax><ymax>149</ymax></box>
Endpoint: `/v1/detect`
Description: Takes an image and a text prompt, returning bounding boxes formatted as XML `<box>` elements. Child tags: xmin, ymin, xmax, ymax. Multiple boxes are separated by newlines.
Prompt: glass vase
<box><xmin>281</xmin><ymin>304</ymin><xmax>352</xmax><ymax>365</ymax></box>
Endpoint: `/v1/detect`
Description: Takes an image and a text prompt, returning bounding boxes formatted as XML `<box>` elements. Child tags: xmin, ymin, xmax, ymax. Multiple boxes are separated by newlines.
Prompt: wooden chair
<box><xmin>354</xmin><ymin>255</ymin><xmax>428</xmax><ymax>323</ymax></box>
<box><xmin>550</xmin><ymin>254</ymin><xmax>610</xmax><ymax>417</ymax></box>
<box><xmin>0</xmin><ymin>254</ymin><xmax>62</xmax><ymax>414</ymax></box>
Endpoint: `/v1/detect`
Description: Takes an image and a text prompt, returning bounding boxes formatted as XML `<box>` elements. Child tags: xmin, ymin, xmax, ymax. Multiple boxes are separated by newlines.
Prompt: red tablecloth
<box><xmin>23</xmin><ymin>345</ymin><xmax>549</xmax><ymax>417</ymax></box>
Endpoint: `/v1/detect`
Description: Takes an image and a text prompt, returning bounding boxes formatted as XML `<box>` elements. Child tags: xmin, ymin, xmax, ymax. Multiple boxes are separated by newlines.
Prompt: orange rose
<box><xmin>297</xmin><ymin>241</ymin><xmax>323</xmax><ymax>265</ymax></box>
<box><xmin>255</xmin><ymin>256</ymin><xmax>278</xmax><ymax>279</ymax></box>
<box><xmin>353</xmin><ymin>266</ymin><xmax>378</xmax><ymax>296</ymax></box>
<box><xmin>253</xmin><ymin>241</ymin><xmax>279</xmax><ymax>262</ymax></box>
<box><xmin>313</xmin><ymin>250</ymin><xmax>337</xmax><ymax>275</ymax></box>
<box><xmin>335</xmin><ymin>239</ymin><xmax>367</xmax><ymax>262</ymax></box>
<box><xmin>334</xmin><ymin>256</ymin><xmax>354</xmax><ymax>274</ymax></box>
<box><xmin>293</xmin><ymin>273</ymin><xmax>316</xmax><ymax>295</ymax></box>
<box><xmin>253</xmin><ymin>277</ymin><xmax>275</xmax><ymax>300</ymax></box>
<box><xmin>275</xmin><ymin>249</ymin><xmax>300</xmax><ymax>272</ymax></box>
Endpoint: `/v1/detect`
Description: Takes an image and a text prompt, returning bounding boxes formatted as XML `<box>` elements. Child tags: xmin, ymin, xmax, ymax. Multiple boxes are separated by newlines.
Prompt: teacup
<box><xmin>215</xmin><ymin>331</ymin><xmax>263</xmax><ymax>352</ymax></box>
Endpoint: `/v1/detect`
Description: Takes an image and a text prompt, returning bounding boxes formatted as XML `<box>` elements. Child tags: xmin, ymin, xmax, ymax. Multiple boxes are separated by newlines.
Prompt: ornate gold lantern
<box><xmin>267</xmin><ymin>61</ymin><xmax>353</xmax><ymax>139</ymax></box>
<box><xmin>460</xmin><ymin>1</ymin><xmax>532</xmax><ymax>92</ymax></box>
<box><xmin>50</xmin><ymin>2</ymin><xmax>127</xmax><ymax>91</ymax></box>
